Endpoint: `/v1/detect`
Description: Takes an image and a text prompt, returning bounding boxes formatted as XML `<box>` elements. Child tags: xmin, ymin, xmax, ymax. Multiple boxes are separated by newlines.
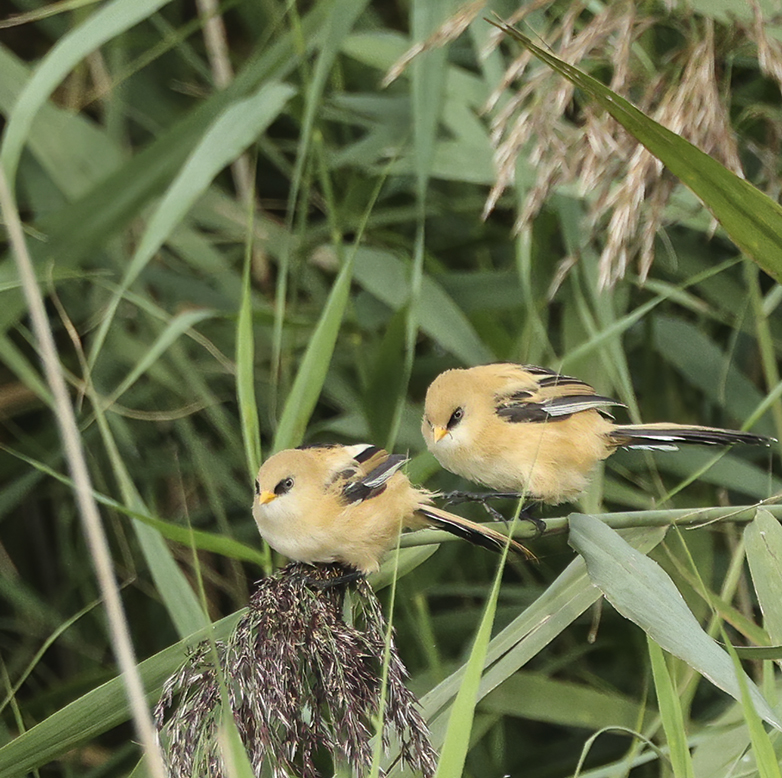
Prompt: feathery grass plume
<box><xmin>485</xmin><ymin>2</ymin><xmax>751</xmax><ymax>288</ymax></box>
<box><xmin>154</xmin><ymin>563</ymin><xmax>437</xmax><ymax>778</ymax></box>
<box><xmin>382</xmin><ymin>0</ymin><xmax>486</xmax><ymax>87</ymax></box>
<box><xmin>387</xmin><ymin>1</ymin><xmax>782</xmax><ymax>288</ymax></box>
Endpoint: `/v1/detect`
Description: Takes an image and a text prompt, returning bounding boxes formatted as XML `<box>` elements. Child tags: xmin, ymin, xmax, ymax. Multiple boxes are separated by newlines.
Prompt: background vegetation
<box><xmin>1</xmin><ymin>0</ymin><xmax>782</xmax><ymax>776</ymax></box>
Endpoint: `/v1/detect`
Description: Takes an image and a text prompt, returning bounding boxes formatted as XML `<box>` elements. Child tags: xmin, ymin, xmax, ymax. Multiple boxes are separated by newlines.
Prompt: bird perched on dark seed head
<box><xmin>253</xmin><ymin>443</ymin><xmax>532</xmax><ymax>574</ymax></box>
<box><xmin>422</xmin><ymin>363</ymin><xmax>774</xmax><ymax>504</ymax></box>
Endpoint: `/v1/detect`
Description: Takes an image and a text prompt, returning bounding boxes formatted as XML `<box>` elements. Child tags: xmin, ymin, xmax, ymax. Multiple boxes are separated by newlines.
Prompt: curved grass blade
<box><xmin>0</xmin><ymin>0</ymin><xmax>174</xmax><ymax>184</ymax></box>
<box><xmin>648</xmin><ymin>637</ymin><xmax>695</xmax><ymax>778</ymax></box>
<box><xmin>491</xmin><ymin>19</ymin><xmax>782</xmax><ymax>283</ymax></box>
<box><xmin>0</xmin><ymin>612</ymin><xmax>242</xmax><ymax>778</ymax></box>
<box><xmin>87</xmin><ymin>81</ymin><xmax>295</xmax><ymax>368</ymax></box>
<box><xmin>724</xmin><ymin>632</ymin><xmax>782</xmax><ymax>778</ymax></box>
<box><xmin>3</xmin><ymin>443</ymin><xmax>267</xmax><ymax>564</ymax></box>
<box><xmin>433</xmin><ymin>551</ymin><xmax>508</xmax><ymax>778</ymax></box>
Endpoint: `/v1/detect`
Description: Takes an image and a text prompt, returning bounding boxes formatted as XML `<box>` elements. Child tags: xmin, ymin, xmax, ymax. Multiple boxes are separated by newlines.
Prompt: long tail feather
<box><xmin>610</xmin><ymin>423</ymin><xmax>774</xmax><ymax>451</ymax></box>
<box><xmin>416</xmin><ymin>506</ymin><xmax>535</xmax><ymax>560</ymax></box>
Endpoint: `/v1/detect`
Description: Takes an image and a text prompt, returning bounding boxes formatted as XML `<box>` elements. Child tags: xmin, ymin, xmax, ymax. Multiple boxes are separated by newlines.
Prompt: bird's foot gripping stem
<box><xmin>306</xmin><ymin>565</ymin><xmax>365</xmax><ymax>590</ymax></box>
<box><xmin>439</xmin><ymin>491</ymin><xmax>546</xmax><ymax>537</ymax></box>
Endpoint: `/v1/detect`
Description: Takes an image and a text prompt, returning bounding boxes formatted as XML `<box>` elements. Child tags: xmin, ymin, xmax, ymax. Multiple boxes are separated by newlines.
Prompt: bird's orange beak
<box><xmin>258</xmin><ymin>490</ymin><xmax>277</xmax><ymax>505</ymax></box>
<box><xmin>433</xmin><ymin>425</ymin><xmax>448</xmax><ymax>443</ymax></box>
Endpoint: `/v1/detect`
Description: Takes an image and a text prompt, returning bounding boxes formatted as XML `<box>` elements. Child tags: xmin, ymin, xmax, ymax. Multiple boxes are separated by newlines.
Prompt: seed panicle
<box><xmin>155</xmin><ymin>563</ymin><xmax>437</xmax><ymax>778</ymax></box>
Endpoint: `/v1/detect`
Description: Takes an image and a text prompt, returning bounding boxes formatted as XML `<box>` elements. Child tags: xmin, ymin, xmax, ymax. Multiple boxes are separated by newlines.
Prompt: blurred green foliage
<box><xmin>1</xmin><ymin>0</ymin><xmax>782</xmax><ymax>776</ymax></box>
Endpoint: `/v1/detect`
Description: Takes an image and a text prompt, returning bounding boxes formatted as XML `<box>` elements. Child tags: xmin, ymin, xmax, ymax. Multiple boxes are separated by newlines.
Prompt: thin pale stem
<box><xmin>399</xmin><ymin>502</ymin><xmax>782</xmax><ymax>547</ymax></box>
<box><xmin>0</xmin><ymin>168</ymin><xmax>167</xmax><ymax>778</ymax></box>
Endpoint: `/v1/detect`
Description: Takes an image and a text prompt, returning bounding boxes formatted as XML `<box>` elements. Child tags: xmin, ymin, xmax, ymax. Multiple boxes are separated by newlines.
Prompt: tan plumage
<box><xmin>252</xmin><ymin>443</ymin><xmax>531</xmax><ymax>574</ymax></box>
<box><xmin>422</xmin><ymin>363</ymin><xmax>774</xmax><ymax>504</ymax></box>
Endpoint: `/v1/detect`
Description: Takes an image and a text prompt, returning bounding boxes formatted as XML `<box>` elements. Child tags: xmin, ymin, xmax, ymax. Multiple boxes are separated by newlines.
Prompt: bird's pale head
<box><xmin>253</xmin><ymin>448</ymin><xmax>320</xmax><ymax>528</ymax></box>
<box><xmin>421</xmin><ymin>368</ymin><xmax>484</xmax><ymax>456</ymax></box>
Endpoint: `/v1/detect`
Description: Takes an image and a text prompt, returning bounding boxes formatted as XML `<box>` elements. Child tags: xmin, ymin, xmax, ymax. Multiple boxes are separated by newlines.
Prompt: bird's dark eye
<box><xmin>447</xmin><ymin>407</ymin><xmax>464</xmax><ymax>430</ymax></box>
<box><xmin>254</xmin><ymin>480</ymin><xmax>260</xmax><ymax>496</ymax></box>
<box><xmin>274</xmin><ymin>476</ymin><xmax>294</xmax><ymax>496</ymax></box>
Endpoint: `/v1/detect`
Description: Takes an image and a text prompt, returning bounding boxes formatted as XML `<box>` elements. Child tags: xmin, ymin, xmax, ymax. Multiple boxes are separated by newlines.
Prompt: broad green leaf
<box><xmin>745</xmin><ymin>510</ymin><xmax>782</xmax><ymax>644</ymax></box>
<box><xmin>390</xmin><ymin>527</ymin><xmax>667</xmax><ymax>776</ymax></box>
<box><xmin>569</xmin><ymin>513</ymin><xmax>782</xmax><ymax>731</ymax></box>
<box><xmin>0</xmin><ymin>46</ymin><xmax>124</xmax><ymax>198</ymax></box>
<box><xmin>480</xmin><ymin>671</ymin><xmax>647</xmax><ymax>730</ymax></box>
<box><xmin>353</xmin><ymin>247</ymin><xmax>494</xmax><ymax>365</ymax></box>
<box><xmin>0</xmin><ymin>0</ymin><xmax>174</xmax><ymax>184</ymax></box>
<box><xmin>88</xmin><ymin>81</ymin><xmax>296</xmax><ymax>367</ymax></box>
<box><xmin>493</xmin><ymin>21</ymin><xmax>782</xmax><ymax>283</ymax></box>
<box><xmin>692</xmin><ymin>713</ymin><xmax>753</xmax><ymax>778</ymax></box>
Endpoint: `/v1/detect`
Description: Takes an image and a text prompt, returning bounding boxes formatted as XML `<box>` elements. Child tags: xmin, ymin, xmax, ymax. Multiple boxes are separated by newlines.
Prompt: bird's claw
<box><xmin>306</xmin><ymin>567</ymin><xmax>365</xmax><ymax>590</ymax></box>
<box><xmin>439</xmin><ymin>491</ymin><xmax>546</xmax><ymax>538</ymax></box>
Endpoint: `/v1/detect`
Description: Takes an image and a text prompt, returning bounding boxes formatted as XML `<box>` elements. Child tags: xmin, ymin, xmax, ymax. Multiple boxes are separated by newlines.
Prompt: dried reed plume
<box><xmin>385</xmin><ymin>1</ymin><xmax>782</xmax><ymax>288</ymax></box>
<box><xmin>154</xmin><ymin>563</ymin><xmax>437</xmax><ymax>778</ymax></box>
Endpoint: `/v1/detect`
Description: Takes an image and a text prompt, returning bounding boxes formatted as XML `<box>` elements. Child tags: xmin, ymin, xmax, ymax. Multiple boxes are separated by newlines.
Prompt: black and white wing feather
<box><xmin>495</xmin><ymin>367</ymin><xmax>624</xmax><ymax>423</ymax></box>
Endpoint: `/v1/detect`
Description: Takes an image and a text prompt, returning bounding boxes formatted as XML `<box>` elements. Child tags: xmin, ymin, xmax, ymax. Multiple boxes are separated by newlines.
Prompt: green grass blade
<box><xmin>85</xmin><ymin>392</ymin><xmax>207</xmax><ymax>638</ymax></box>
<box><xmin>269</xmin><ymin>0</ymin><xmax>370</xmax><ymax>406</ymax></box>
<box><xmin>723</xmin><ymin>630</ymin><xmax>782</xmax><ymax>778</ymax></box>
<box><xmin>384</xmin><ymin>528</ymin><xmax>666</xmax><ymax>774</ymax></box>
<box><xmin>493</xmin><ymin>19</ymin><xmax>782</xmax><ymax>283</ymax></box>
<box><xmin>0</xmin><ymin>0</ymin><xmax>173</xmax><ymax>184</ymax></box>
<box><xmin>103</xmin><ymin>309</ymin><xmax>215</xmax><ymax>407</ymax></box>
<box><xmin>414</xmin><ymin>527</ymin><xmax>665</xmax><ymax>722</ymax></box>
<box><xmin>0</xmin><ymin>332</ymin><xmax>51</xmax><ymax>404</ymax></box>
<box><xmin>569</xmin><ymin>513</ymin><xmax>782</xmax><ymax>730</ymax></box>
<box><xmin>236</xmin><ymin>233</ymin><xmax>262</xmax><ymax>481</ymax></box>
<box><xmin>648</xmin><ymin>638</ymin><xmax>695</xmax><ymax>778</ymax></box>
<box><xmin>88</xmin><ymin>81</ymin><xmax>295</xmax><ymax>367</ymax></box>
<box><xmin>3</xmin><ymin>443</ymin><xmax>266</xmax><ymax>564</ymax></box>
<box><xmin>220</xmin><ymin>713</ymin><xmax>257</xmax><ymax>778</ymax></box>
<box><xmin>0</xmin><ymin>613</ymin><xmax>242</xmax><ymax>777</ymax></box>
<box><xmin>0</xmin><ymin>45</ymin><xmax>124</xmax><ymax>198</ymax></box>
<box><xmin>353</xmin><ymin>247</ymin><xmax>494</xmax><ymax>365</ymax></box>
<box><xmin>5</xmin><ymin>2</ymin><xmax>328</xmax><ymax>294</ymax></box>
<box><xmin>271</xmin><ymin>150</ymin><xmax>392</xmax><ymax>453</ymax></box>
<box><xmin>732</xmin><ymin>645</ymin><xmax>782</xmax><ymax>660</ymax></box>
<box><xmin>434</xmin><ymin>554</ymin><xmax>506</xmax><ymax>778</ymax></box>
<box><xmin>272</xmin><ymin>247</ymin><xmax>356</xmax><ymax>451</ymax></box>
